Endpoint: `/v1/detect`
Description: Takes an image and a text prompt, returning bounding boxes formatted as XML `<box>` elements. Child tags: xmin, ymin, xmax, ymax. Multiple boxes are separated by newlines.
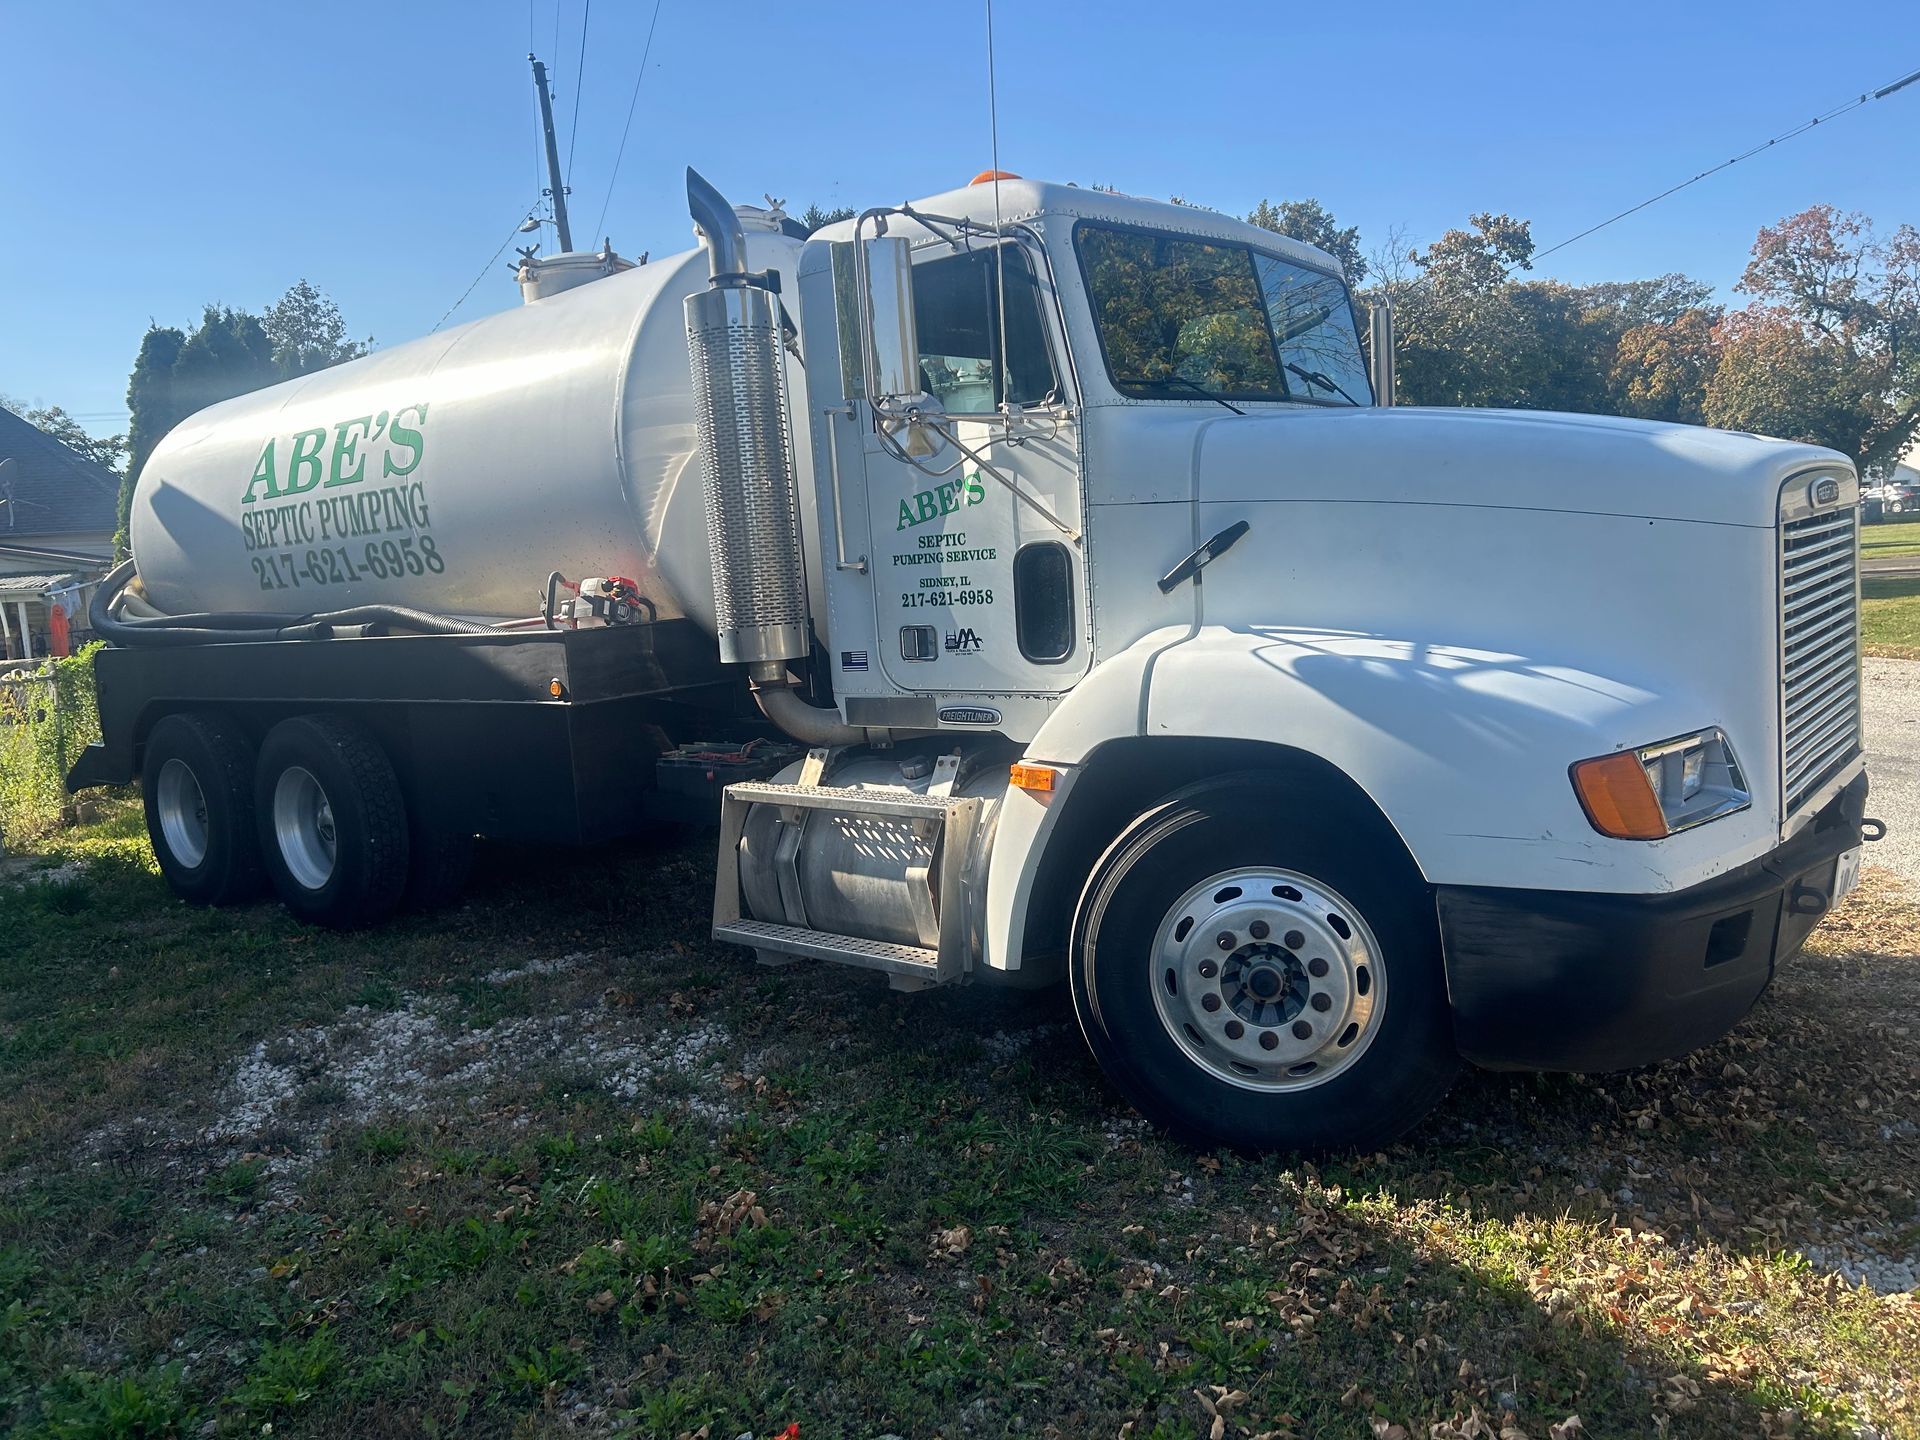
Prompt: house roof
<box><xmin>0</xmin><ymin>571</ymin><xmax>77</xmax><ymax>598</ymax></box>
<box><xmin>0</xmin><ymin>407</ymin><xmax>121</xmax><ymax>540</ymax></box>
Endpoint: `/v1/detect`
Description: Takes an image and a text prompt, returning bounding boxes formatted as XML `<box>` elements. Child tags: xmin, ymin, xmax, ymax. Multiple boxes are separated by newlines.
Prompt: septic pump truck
<box><xmin>73</xmin><ymin>168</ymin><xmax>1874</xmax><ymax>1150</ymax></box>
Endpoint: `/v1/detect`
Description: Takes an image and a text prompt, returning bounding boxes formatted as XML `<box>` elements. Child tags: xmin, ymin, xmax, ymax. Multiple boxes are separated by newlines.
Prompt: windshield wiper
<box><xmin>1120</xmin><ymin>373</ymin><xmax>1244</xmax><ymax>415</ymax></box>
<box><xmin>1284</xmin><ymin>361</ymin><xmax>1360</xmax><ymax>406</ymax></box>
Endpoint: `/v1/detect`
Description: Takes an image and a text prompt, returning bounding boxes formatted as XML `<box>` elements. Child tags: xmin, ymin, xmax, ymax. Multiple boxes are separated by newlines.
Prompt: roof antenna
<box><xmin>985</xmin><ymin>0</ymin><xmax>1010</xmax><ymax>418</ymax></box>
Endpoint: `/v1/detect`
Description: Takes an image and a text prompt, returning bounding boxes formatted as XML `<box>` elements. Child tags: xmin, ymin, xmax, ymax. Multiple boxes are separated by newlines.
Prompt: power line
<box><xmin>593</xmin><ymin>0</ymin><xmax>664</xmax><ymax>242</ymax></box>
<box><xmin>566</xmin><ymin>0</ymin><xmax>590</xmax><ymax>177</ymax></box>
<box><xmin>434</xmin><ymin>197</ymin><xmax>541</xmax><ymax>333</ymax></box>
<box><xmin>1535</xmin><ymin>64</ymin><xmax>1920</xmax><ymax>263</ymax></box>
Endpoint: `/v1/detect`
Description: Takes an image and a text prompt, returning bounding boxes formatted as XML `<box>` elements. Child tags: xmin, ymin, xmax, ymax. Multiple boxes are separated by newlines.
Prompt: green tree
<box><xmin>121</xmin><ymin>282</ymin><xmax>369</xmax><ymax>549</ymax></box>
<box><xmin>799</xmin><ymin>203</ymin><xmax>856</xmax><ymax>236</ymax></box>
<box><xmin>0</xmin><ymin>397</ymin><xmax>127</xmax><ymax>475</ymax></box>
<box><xmin>263</xmin><ymin>278</ymin><xmax>370</xmax><ymax>377</ymax></box>
<box><xmin>1247</xmin><ymin>198</ymin><xmax>1367</xmax><ymax>283</ymax></box>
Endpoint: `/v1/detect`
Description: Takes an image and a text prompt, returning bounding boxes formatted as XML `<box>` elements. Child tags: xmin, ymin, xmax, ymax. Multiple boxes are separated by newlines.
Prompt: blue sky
<box><xmin>2</xmin><ymin>0</ymin><xmax>1914</xmax><ymax>436</ymax></box>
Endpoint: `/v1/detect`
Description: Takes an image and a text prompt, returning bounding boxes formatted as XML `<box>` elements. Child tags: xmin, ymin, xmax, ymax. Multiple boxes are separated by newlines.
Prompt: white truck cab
<box><xmin>696</xmin><ymin>171</ymin><xmax>1871</xmax><ymax>1149</ymax></box>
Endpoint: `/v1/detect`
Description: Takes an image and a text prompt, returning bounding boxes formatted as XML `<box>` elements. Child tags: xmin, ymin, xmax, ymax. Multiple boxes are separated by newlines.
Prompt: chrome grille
<box><xmin>1780</xmin><ymin>498</ymin><xmax>1860</xmax><ymax>816</ymax></box>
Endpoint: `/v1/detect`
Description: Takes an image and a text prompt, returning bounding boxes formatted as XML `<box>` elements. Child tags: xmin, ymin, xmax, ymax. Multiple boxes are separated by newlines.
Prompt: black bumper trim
<box><xmin>1439</xmin><ymin>771</ymin><xmax>1867</xmax><ymax>1072</ymax></box>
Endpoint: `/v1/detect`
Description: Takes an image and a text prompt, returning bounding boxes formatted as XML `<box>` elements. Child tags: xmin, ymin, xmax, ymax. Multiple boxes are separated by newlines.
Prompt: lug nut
<box><xmin>1259</xmin><ymin>1030</ymin><xmax>1279</xmax><ymax>1051</ymax></box>
<box><xmin>1310</xmin><ymin>992</ymin><xmax>1332</xmax><ymax>1012</ymax></box>
<box><xmin>1224</xmin><ymin>1020</ymin><xmax>1244</xmax><ymax>1040</ymax></box>
<box><xmin>1249</xmin><ymin>920</ymin><xmax>1269</xmax><ymax>940</ymax></box>
<box><xmin>1284</xmin><ymin>930</ymin><xmax>1305</xmax><ymax>950</ymax></box>
<box><xmin>1216</xmin><ymin>931</ymin><xmax>1235</xmax><ymax>951</ymax></box>
<box><xmin>1291</xmin><ymin>1020</ymin><xmax>1312</xmax><ymax>1040</ymax></box>
<box><xmin>1198</xmin><ymin>960</ymin><xmax>1218</xmax><ymax>979</ymax></box>
<box><xmin>1201</xmin><ymin>993</ymin><xmax>1222</xmax><ymax>1012</ymax></box>
<box><xmin>1307</xmin><ymin>957</ymin><xmax>1329</xmax><ymax>978</ymax></box>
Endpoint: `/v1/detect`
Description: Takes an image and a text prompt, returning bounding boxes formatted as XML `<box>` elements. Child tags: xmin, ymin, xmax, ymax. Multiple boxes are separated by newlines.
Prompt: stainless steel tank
<box><xmin>126</xmin><ymin>225</ymin><xmax>807</xmax><ymax>626</ymax></box>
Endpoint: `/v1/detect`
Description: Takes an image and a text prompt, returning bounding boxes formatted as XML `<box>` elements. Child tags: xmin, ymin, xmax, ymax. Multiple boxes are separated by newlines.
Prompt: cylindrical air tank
<box><xmin>126</xmin><ymin>223</ymin><xmax>805</xmax><ymax>627</ymax></box>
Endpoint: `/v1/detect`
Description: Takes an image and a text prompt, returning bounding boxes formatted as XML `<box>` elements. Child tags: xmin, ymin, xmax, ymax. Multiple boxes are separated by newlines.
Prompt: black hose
<box><xmin>89</xmin><ymin>560</ymin><xmax>493</xmax><ymax>647</ymax></box>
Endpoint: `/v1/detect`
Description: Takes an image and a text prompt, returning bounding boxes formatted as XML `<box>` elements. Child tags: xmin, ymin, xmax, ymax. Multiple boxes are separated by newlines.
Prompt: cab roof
<box><xmin>809</xmin><ymin>176</ymin><xmax>1345</xmax><ymax>279</ymax></box>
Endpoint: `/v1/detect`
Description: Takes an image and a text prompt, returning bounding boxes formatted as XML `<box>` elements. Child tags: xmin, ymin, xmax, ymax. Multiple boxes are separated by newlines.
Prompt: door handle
<box><xmin>1158</xmin><ymin>520</ymin><xmax>1250</xmax><ymax>593</ymax></box>
<box><xmin>822</xmin><ymin>405</ymin><xmax>867</xmax><ymax>573</ymax></box>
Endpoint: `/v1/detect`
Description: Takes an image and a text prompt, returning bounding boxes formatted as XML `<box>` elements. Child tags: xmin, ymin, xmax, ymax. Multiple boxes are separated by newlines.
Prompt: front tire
<box><xmin>255</xmin><ymin>715</ymin><xmax>409</xmax><ymax>928</ymax></box>
<box><xmin>1071</xmin><ymin>774</ymin><xmax>1457</xmax><ymax>1152</ymax></box>
<box><xmin>141</xmin><ymin>712</ymin><xmax>265</xmax><ymax>906</ymax></box>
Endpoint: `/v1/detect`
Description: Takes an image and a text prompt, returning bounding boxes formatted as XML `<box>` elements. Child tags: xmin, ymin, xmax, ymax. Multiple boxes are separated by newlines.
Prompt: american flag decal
<box><xmin>841</xmin><ymin>650</ymin><xmax>869</xmax><ymax>671</ymax></box>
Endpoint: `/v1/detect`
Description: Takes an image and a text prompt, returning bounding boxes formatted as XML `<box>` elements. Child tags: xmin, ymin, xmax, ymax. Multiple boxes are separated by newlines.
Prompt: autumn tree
<box><xmin>1704</xmin><ymin>206</ymin><xmax>1920</xmax><ymax>474</ymax></box>
<box><xmin>1609</xmin><ymin>309</ymin><xmax>1720</xmax><ymax>424</ymax></box>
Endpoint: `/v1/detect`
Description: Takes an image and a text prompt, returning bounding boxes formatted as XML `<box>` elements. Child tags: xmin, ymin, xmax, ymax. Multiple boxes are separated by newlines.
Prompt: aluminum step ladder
<box><xmin>711</xmin><ymin>758</ymin><xmax>981</xmax><ymax>989</ymax></box>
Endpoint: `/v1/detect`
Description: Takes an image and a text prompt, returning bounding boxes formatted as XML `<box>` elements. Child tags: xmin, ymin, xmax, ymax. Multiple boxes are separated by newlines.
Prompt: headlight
<box><xmin>1570</xmin><ymin>728</ymin><xmax>1750</xmax><ymax>840</ymax></box>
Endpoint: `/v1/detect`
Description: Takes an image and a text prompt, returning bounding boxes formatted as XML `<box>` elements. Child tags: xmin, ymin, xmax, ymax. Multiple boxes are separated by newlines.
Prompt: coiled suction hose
<box><xmin>89</xmin><ymin>560</ymin><xmax>492</xmax><ymax>647</ymax></box>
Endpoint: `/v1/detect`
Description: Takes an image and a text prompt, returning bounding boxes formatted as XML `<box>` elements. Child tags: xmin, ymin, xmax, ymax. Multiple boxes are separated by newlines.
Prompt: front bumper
<box><xmin>1439</xmin><ymin>771</ymin><xmax>1867</xmax><ymax>1072</ymax></box>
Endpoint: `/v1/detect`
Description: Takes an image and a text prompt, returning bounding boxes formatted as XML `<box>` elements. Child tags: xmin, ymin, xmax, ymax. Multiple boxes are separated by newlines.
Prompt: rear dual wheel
<box><xmin>142</xmin><ymin>712</ymin><xmax>266</xmax><ymax>905</ymax></box>
<box><xmin>254</xmin><ymin>715</ymin><xmax>410</xmax><ymax>929</ymax></box>
<box><xmin>1071</xmin><ymin>774</ymin><xmax>1457</xmax><ymax>1153</ymax></box>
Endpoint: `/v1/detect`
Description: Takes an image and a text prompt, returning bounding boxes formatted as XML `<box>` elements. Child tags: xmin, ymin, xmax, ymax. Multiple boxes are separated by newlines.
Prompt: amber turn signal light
<box><xmin>1570</xmin><ymin>751</ymin><xmax>1668</xmax><ymax>840</ymax></box>
<box><xmin>1009</xmin><ymin>762</ymin><xmax>1056</xmax><ymax>795</ymax></box>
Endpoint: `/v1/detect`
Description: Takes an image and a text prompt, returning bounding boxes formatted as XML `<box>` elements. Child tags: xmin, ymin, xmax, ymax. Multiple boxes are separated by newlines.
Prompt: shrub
<box><xmin>0</xmin><ymin>643</ymin><xmax>107</xmax><ymax>844</ymax></box>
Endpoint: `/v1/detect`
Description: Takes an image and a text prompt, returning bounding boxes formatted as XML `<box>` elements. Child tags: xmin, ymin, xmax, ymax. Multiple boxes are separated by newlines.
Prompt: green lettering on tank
<box><xmin>383</xmin><ymin>404</ymin><xmax>427</xmax><ymax>477</ymax></box>
<box><xmin>326</xmin><ymin>417</ymin><xmax>372</xmax><ymax>487</ymax></box>
<box><xmin>242</xmin><ymin>439</ymin><xmax>280</xmax><ymax>504</ymax></box>
<box><xmin>284</xmin><ymin>428</ymin><xmax>327</xmax><ymax>494</ymax></box>
<box><xmin>236</xmin><ymin>401</ymin><xmax>429</xmax><ymax>505</ymax></box>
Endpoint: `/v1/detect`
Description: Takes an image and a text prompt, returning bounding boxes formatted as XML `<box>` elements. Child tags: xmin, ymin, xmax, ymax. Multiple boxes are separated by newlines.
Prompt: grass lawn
<box><xmin>2</xmin><ymin>799</ymin><xmax>1917</xmax><ymax>1438</ymax></box>
<box><xmin>1863</xmin><ymin>576</ymin><xmax>1920</xmax><ymax>659</ymax></box>
<box><xmin>1862</xmin><ymin>517</ymin><xmax>1920</xmax><ymax>562</ymax></box>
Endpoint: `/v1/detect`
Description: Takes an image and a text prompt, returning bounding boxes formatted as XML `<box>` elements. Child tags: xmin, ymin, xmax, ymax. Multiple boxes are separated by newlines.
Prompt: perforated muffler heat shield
<box><xmin>684</xmin><ymin>284</ymin><xmax>808</xmax><ymax>668</ymax></box>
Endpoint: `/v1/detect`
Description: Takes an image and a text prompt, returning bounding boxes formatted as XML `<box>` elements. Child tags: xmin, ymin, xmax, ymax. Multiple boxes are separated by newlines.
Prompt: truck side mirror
<box><xmin>858</xmin><ymin>235</ymin><xmax>924</xmax><ymax>408</ymax></box>
<box><xmin>1368</xmin><ymin>301</ymin><xmax>1395</xmax><ymax>408</ymax></box>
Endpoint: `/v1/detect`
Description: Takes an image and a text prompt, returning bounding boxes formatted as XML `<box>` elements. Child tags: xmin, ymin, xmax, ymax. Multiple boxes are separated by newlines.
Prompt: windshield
<box><xmin>1074</xmin><ymin>221</ymin><xmax>1371</xmax><ymax>406</ymax></box>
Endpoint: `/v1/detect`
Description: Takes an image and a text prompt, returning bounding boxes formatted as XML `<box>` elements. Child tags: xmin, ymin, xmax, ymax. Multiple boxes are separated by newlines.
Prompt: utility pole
<box><xmin>529</xmin><ymin>54</ymin><xmax>574</xmax><ymax>253</ymax></box>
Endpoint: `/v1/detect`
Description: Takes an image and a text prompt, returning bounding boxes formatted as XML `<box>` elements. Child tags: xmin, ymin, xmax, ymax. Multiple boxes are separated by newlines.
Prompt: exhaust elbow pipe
<box><xmin>687</xmin><ymin>167</ymin><xmax>749</xmax><ymax>280</ymax></box>
<box><xmin>752</xmin><ymin>673</ymin><xmax>863</xmax><ymax>746</ymax></box>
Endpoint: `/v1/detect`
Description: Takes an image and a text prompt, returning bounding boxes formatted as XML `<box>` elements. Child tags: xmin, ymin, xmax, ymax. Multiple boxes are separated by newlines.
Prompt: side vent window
<box><xmin>1013</xmin><ymin>542</ymin><xmax>1075</xmax><ymax>663</ymax></box>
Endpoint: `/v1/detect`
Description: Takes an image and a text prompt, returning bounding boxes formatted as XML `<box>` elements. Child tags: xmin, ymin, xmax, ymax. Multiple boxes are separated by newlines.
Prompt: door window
<box><xmin>912</xmin><ymin>245</ymin><xmax>1058</xmax><ymax>413</ymax></box>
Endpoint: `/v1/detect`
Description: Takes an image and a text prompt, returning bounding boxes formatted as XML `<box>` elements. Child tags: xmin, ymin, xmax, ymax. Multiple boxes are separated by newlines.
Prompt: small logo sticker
<box><xmin>841</xmin><ymin>650</ymin><xmax>869</xmax><ymax>672</ymax></box>
<box><xmin>938</xmin><ymin>706</ymin><xmax>1001</xmax><ymax>726</ymax></box>
<box><xmin>945</xmin><ymin>627</ymin><xmax>983</xmax><ymax>655</ymax></box>
<box><xmin>1813</xmin><ymin>477</ymin><xmax>1841</xmax><ymax>507</ymax></box>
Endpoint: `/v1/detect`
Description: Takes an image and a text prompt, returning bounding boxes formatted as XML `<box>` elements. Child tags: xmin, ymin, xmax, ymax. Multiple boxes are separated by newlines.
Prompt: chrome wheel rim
<box><xmin>1149</xmin><ymin>866</ymin><xmax>1385</xmax><ymax>1092</ymax></box>
<box><xmin>154</xmin><ymin>758</ymin><xmax>210</xmax><ymax>869</ymax></box>
<box><xmin>272</xmin><ymin>766</ymin><xmax>336</xmax><ymax>891</ymax></box>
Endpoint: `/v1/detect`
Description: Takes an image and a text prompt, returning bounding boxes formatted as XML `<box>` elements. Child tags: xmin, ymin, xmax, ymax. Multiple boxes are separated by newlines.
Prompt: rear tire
<box><xmin>255</xmin><ymin>714</ymin><xmax>409</xmax><ymax>929</ymax></box>
<box><xmin>1070</xmin><ymin>773</ymin><xmax>1457</xmax><ymax>1153</ymax></box>
<box><xmin>141</xmin><ymin>712</ymin><xmax>265</xmax><ymax>906</ymax></box>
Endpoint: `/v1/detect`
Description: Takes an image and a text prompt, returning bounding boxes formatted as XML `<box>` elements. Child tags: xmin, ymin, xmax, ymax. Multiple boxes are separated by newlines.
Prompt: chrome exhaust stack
<box><xmin>1369</xmin><ymin>301</ymin><xmax>1395</xmax><ymax>407</ymax></box>
<box><xmin>683</xmin><ymin>167</ymin><xmax>809</xmax><ymax>679</ymax></box>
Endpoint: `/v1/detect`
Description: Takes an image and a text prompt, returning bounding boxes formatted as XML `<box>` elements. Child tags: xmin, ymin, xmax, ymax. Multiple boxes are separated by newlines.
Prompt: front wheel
<box><xmin>1071</xmin><ymin>775</ymin><xmax>1457</xmax><ymax>1152</ymax></box>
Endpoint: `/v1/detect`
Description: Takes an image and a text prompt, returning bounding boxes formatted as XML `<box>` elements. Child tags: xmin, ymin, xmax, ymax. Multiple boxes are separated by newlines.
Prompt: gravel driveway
<box><xmin>1864</xmin><ymin>656</ymin><xmax>1919</xmax><ymax>886</ymax></box>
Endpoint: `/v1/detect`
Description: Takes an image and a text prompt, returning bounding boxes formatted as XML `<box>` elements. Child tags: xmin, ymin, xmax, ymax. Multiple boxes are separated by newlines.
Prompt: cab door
<box><xmin>862</xmin><ymin>241</ymin><xmax>1087</xmax><ymax>696</ymax></box>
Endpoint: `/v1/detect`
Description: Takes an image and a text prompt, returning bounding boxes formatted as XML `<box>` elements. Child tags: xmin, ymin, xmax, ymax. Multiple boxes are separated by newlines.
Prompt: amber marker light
<box><xmin>1009</xmin><ymin>763</ymin><xmax>1057</xmax><ymax>795</ymax></box>
<box><xmin>1570</xmin><ymin>751</ymin><xmax>1668</xmax><ymax>840</ymax></box>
